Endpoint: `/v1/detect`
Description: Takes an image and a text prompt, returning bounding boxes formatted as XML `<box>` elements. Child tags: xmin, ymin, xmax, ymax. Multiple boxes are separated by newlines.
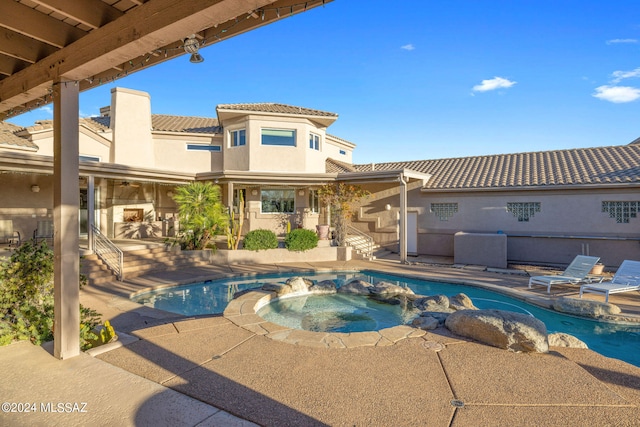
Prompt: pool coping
<box><xmin>222</xmin><ymin>289</ymin><xmax>428</xmax><ymax>348</ymax></box>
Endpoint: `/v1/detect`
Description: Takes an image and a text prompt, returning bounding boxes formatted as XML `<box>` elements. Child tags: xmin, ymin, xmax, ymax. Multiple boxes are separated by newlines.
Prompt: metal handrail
<box><xmin>90</xmin><ymin>225</ymin><xmax>123</xmax><ymax>281</ymax></box>
<box><xmin>346</xmin><ymin>224</ymin><xmax>375</xmax><ymax>259</ymax></box>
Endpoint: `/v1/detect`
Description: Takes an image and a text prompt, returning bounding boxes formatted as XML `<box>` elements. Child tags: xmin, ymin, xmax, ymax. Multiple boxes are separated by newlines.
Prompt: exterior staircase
<box><xmin>81</xmin><ymin>243</ymin><xmax>211</xmax><ymax>285</ymax></box>
<box><xmin>345</xmin><ymin>225</ymin><xmax>378</xmax><ymax>260</ymax></box>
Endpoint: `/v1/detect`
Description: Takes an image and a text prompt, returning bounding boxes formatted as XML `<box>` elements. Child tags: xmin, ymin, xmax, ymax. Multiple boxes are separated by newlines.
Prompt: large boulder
<box><xmin>338</xmin><ymin>279</ymin><xmax>373</xmax><ymax>295</ymax></box>
<box><xmin>552</xmin><ymin>297</ymin><xmax>621</xmax><ymax>318</ymax></box>
<box><xmin>449</xmin><ymin>293</ymin><xmax>478</xmax><ymax>311</ymax></box>
<box><xmin>286</xmin><ymin>277</ymin><xmax>313</xmax><ymax>293</ymax></box>
<box><xmin>261</xmin><ymin>282</ymin><xmax>292</xmax><ymax>297</ymax></box>
<box><xmin>309</xmin><ymin>280</ymin><xmax>338</xmax><ymax>295</ymax></box>
<box><xmin>548</xmin><ymin>332</ymin><xmax>588</xmax><ymax>349</ymax></box>
<box><xmin>414</xmin><ymin>295</ymin><xmax>452</xmax><ymax>312</ymax></box>
<box><xmin>445</xmin><ymin>309</ymin><xmax>549</xmax><ymax>353</ymax></box>
<box><xmin>370</xmin><ymin>281</ymin><xmax>415</xmax><ymax>297</ymax></box>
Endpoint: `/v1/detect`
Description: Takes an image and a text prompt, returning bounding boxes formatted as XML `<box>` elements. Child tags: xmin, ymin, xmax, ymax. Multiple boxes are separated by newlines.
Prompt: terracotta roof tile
<box><xmin>151</xmin><ymin>115</ymin><xmax>221</xmax><ymax>133</ymax></box>
<box><xmin>0</xmin><ymin>121</ymin><xmax>37</xmax><ymax>150</ymax></box>
<box><xmin>217</xmin><ymin>103</ymin><xmax>337</xmax><ymax>117</ymax></box>
<box><xmin>355</xmin><ymin>145</ymin><xmax>640</xmax><ymax>189</ymax></box>
<box><xmin>326</xmin><ymin>158</ymin><xmax>357</xmax><ymax>173</ymax></box>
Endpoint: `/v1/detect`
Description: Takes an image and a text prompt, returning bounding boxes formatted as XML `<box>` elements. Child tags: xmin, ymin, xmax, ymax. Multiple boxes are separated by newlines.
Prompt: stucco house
<box><xmin>1</xmin><ymin>87</ymin><xmax>639</xmax><ymax>268</ymax></box>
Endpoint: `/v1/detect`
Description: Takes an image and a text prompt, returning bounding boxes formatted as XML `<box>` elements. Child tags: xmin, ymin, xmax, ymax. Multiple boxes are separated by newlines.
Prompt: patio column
<box><xmin>87</xmin><ymin>175</ymin><xmax>95</xmax><ymax>252</ymax></box>
<box><xmin>226</xmin><ymin>182</ymin><xmax>234</xmax><ymax>215</ymax></box>
<box><xmin>399</xmin><ymin>174</ymin><xmax>408</xmax><ymax>264</ymax></box>
<box><xmin>53</xmin><ymin>80</ymin><xmax>80</xmax><ymax>359</ymax></box>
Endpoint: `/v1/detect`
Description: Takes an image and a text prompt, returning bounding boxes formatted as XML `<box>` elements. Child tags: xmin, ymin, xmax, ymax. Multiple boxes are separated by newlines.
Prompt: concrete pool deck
<box><xmin>1</xmin><ymin>255</ymin><xmax>640</xmax><ymax>426</ymax></box>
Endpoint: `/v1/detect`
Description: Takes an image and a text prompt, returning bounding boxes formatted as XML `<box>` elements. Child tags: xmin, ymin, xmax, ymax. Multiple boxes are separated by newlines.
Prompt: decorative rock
<box><xmin>414</xmin><ymin>295</ymin><xmax>451</xmax><ymax>312</ymax></box>
<box><xmin>445</xmin><ymin>309</ymin><xmax>549</xmax><ymax>353</ymax></box>
<box><xmin>309</xmin><ymin>280</ymin><xmax>337</xmax><ymax>295</ymax></box>
<box><xmin>552</xmin><ymin>297</ymin><xmax>621</xmax><ymax>318</ymax></box>
<box><xmin>548</xmin><ymin>332</ymin><xmax>588</xmax><ymax>349</ymax></box>
<box><xmin>370</xmin><ymin>281</ymin><xmax>415</xmax><ymax>297</ymax></box>
<box><xmin>286</xmin><ymin>277</ymin><xmax>314</xmax><ymax>293</ymax></box>
<box><xmin>261</xmin><ymin>282</ymin><xmax>291</xmax><ymax>297</ymax></box>
<box><xmin>420</xmin><ymin>311</ymin><xmax>450</xmax><ymax>325</ymax></box>
<box><xmin>449</xmin><ymin>293</ymin><xmax>478</xmax><ymax>311</ymax></box>
<box><xmin>412</xmin><ymin>316</ymin><xmax>440</xmax><ymax>330</ymax></box>
<box><xmin>338</xmin><ymin>279</ymin><xmax>373</xmax><ymax>295</ymax></box>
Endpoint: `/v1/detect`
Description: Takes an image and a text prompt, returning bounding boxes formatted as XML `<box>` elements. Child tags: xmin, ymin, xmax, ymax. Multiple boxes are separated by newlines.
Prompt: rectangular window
<box><xmin>79</xmin><ymin>155</ymin><xmax>100</xmax><ymax>162</ymax></box>
<box><xmin>339</xmin><ymin>149</ymin><xmax>346</xmax><ymax>155</ymax></box>
<box><xmin>261</xmin><ymin>189</ymin><xmax>295</xmax><ymax>213</ymax></box>
<box><xmin>262</xmin><ymin>129</ymin><xmax>296</xmax><ymax>146</ymax></box>
<box><xmin>186</xmin><ymin>144</ymin><xmax>221</xmax><ymax>152</ymax></box>
<box><xmin>506</xmin><ymin>202</ymin><xmax>541</xmax><ymax>222</ymax></box>
<box><xmin>308</xmin><ymin>189</ymin><xmax>320</xmax><ymax>213</ymax></box>
<box><xmin>309</xmin><ymin>133</ymin><xmax>320</xmax><ymax>150</ymax></box>
<box><xmin>602</xmin><ymin>201</ymin><xmax>640</xmax><ymax>223</ymax></box>
<box><xmin>430</xmin><ymin>203</ymin><xmax>458</xmax><ymax>221</ymax></box>
<box><xmin>230</xmin><ymin>129</ymin><xmax>246</xmax><ymax>147</ymax></box>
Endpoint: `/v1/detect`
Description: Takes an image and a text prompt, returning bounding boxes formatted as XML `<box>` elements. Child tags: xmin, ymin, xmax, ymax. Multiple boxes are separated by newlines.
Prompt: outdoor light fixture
<box><xmin>31</xmin><ymin>185</ymin><xmax>40</xmax><ymax>193</ymax></box>
<box><xmin>183</xmin><ymin>35</ymin><xmax>204</xmax><ymax>63</ymax></box>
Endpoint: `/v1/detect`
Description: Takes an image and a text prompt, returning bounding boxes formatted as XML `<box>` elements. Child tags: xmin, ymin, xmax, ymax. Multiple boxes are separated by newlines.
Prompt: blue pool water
<box><xmin>132</xmin><ymin>270</ymin><xmax>640</xmax><ymax>367</ymax></box>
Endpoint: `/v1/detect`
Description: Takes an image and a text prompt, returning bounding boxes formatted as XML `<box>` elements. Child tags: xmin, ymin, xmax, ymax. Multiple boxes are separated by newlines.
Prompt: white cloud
<box><xmin>592</xmin><ymin>85</ymin><xmax>640</xmax><ymax>103</ymax></box>
<box><xmin>611</xmin><ymin>67</ymin><xmax>640</xmax><ymax>83</ymax></box>
<box><xmin>606</xmin><ymin>38</ymin><xmax>638</xmax><ymax>45</ymax></box>
<box><xmin>472</xmin><ymin>76</ymin><xmax>516</xmax><ymax>92</ymax></box>
<box><xmin>400</xmin><ymin>44</ymin><xmax>415</xmax><ymax>51</ymax></box>
<box><xmin>37</xmin><ymin>106</ymin><xmax>53</xmax><ymax>116</ymax></box>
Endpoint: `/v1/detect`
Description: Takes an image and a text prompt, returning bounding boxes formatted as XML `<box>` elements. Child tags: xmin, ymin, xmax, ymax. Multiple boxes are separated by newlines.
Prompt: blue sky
<box><xmin>7</xmin><ymin>0</ymin><xmax>640</xmax><ymax>164</ymax></box>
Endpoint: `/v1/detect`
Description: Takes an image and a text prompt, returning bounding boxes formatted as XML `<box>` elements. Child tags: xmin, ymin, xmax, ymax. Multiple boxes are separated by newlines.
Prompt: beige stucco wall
<box><xmin>153</xmin><ymin>133</ymin><xmax>223</xmax><ymax>173</ymax></box>
<box><xmin>354</xmin><ymin>183</ymin><xmax>640</xmax><ymax>267</ymax></box>
<box><xmin>111</xmin><ymin>87</ymin><xmax>154</xmax><ymax>167</ymax></box>
<box><xmin>0</xmin><ymin>174</ymin><xmax>53</xmax><ymax>240</ymax></box>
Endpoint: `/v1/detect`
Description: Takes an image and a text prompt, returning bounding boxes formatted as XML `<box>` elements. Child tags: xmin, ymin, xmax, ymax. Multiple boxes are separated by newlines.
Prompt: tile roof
<box><xmin>0</xmin><ymin>121</ymin><xmax>37</xmax><ymax>150</ymax></box>
<box><xmin>326</xmin><ymin>157</ymin><xmax>357</xmax><ymax>173</ymax></box>
<box><xmin>81</xmin><ymin>115</ymin><xmax>222</xmax><ymax>134</ymax></box>
<box><xmin>151</xmin><ymin>115</ymin><xmax>221</xmax><ymax>133</ymax></box>
<box><xmin>355</xmin><ymin>144</ymin><xmax>640</xmax><ymax>189</ymax></box>
<box><xmin>217</xmin><ymin>103</ymin><xmax>337</xmax><ymax>117</ymax></box>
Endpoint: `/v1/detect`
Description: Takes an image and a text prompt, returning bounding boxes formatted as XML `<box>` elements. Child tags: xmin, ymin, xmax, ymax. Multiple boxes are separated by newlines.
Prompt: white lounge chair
<box><xmin>528</xmin><ymin>255</ymin><xmax>601</xmax><ymax>293</ymax></box>
<box><xmin>579</xmin><ymin>260</ymin><xmax>640</xmax><ymax>302</ymax></box>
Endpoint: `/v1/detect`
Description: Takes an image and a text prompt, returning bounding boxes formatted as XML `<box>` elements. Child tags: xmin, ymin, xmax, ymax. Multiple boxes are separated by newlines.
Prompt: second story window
<box><xmin>262</xmin><ymin>129</ymin><xmax>296</xmax><ymax>146</ymax></box>
<box><xmin>309</xmin><ymin>133</ymin><xmax>320</xmax><ymax>150</ymax></box>
<box><xmin>230</xmin><ymin>129</ymin><xmax>246</xmax><ymax>147</ymax></box>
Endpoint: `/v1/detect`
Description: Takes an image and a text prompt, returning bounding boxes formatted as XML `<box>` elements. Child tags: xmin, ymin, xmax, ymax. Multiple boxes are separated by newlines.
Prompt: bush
<box><xmin>0</xmin><ymin>240</ymin><xmax>101</xmax><ymax>350</ymax></box>
<box><xmin>243</xmin><ymin>229</ymin><xmax>278</xmax><ymax>251</ymax></box>
<box><xmin>285</xmin><ymin>229</ymin><xmax>319</xmax><ymax>252</ymax></box>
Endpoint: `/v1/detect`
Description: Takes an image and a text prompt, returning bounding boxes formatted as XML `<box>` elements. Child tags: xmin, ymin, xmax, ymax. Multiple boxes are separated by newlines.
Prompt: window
<box><xmin>79</xmin><ymin>155</ymin><xmax>100</xmax><ymax>162</ymax></box>
<box><xmin>230</xmin><ymin>129</ymin><xmax>246</xmax><ymax>147</ymax></box>
<box><xmin>309</xmin><ymin>133</ymin><xmax>320</xmax><ymax>150</ymax></box>
<box><xmin>430</xmin><ymin>203</ymin><xmax>458</xmax><ymax>221</ymax></box>
<box><xmin>339</xmin><ymin>149</ymin><xmax>346</xmax><ymax>155</ymax></box>
<box><xmin>186</xmin><ymin>144</ymin><xmax>221</xmax><ymax>152</ymax></box>
<box><xmin>602</xmin><ymin>201</ymin><xmax>640</xmax><ymax>223</ymax></box>
<box><xmin>506</xmin><ymin>202</ymin><xmax>541</xmax><ymax>222</ymax></box>
<box><xmin>261</xmin><ymin>189</ymin><xmax>295</xmax><ymax>213</ymax></box>
<box><xmin>308</xmin><ymin>189</ymin><xmax>320</xmax><ymax>213</ymax></box>
<box><xmin>262</xmin><ymin>129</ymin><xmax>296</xmax><ymax>146</ymax></box>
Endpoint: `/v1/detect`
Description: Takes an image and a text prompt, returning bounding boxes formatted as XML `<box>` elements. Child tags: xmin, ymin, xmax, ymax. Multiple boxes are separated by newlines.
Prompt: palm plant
<box><xmin>172</xmin><ymin>182</ymin><xmax>228</xmax><ymax>250</ymax></box>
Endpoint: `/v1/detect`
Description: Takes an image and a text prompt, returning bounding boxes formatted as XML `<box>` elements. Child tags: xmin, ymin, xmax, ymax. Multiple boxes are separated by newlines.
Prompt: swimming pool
<box><xmin>132</xmin><ymin>270</ymin><xmax>640</xmax><ymax>367</ymax></box>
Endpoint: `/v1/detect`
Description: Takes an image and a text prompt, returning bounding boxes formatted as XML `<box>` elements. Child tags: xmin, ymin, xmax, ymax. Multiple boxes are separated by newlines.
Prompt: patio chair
<box><xmin>579</xmin><ymin>260</ymin><xmax>640</xmax><ymax>302</ymax></box>
<box><xmin>528</xmin><ymin>255</ymin><xmax>601</xmax><ymax>293</ymax></box>
<box><xmin>0</xmin><ymin>219</ymin><xmax>21</xmax><ymax>247</ymax></box>
<box><xmin>33</xmin><ymin>220</ymin><xmax>54</xmax><ymax>244</ymax></box>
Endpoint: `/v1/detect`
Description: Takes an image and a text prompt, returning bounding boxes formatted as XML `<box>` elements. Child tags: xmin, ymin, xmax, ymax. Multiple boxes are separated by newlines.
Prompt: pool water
<box><xmin>132</xmin><ymin>270</ymin><xmax>640</xmax><ymax>367</ymax></box>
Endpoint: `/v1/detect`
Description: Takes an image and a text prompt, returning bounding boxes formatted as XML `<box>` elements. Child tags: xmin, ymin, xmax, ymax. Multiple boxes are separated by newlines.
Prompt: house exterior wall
<box><xmin>153</xmin><ymin>133</ymin><xmax>223</xmax><ymax>173</ymax></box>
<box><xmin>355</xmin><ymin>183</ymin><xmax>640</xmax><ymax>267</ymax></box>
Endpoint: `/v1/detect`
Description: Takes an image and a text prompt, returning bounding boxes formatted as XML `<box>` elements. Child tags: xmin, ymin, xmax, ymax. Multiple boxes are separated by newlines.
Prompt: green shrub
<box><xmin>243</xmin><ymin>229</ymin><xmax>278</xmax><ymax>251</ymax></box>
<box><xmin>0</xmin><ymin>240</ymin><xmax>101</xmax><ymax>349</ymax></box>
<box><xmin>285</xmin><ymin>229</ymin><xmax>319</xmax><ymax>252</ymax></box>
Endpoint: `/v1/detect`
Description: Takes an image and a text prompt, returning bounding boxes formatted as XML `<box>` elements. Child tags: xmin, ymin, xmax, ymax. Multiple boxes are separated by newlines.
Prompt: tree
<box><xmin>317</xmin><ymin>183</ymin><xmax>369</xmax><ymax>246</ymax></box>
<box><xmin>172</xmin><ymin>182</ymin><xmax>228</xmax><ymax>250</ymax></box>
